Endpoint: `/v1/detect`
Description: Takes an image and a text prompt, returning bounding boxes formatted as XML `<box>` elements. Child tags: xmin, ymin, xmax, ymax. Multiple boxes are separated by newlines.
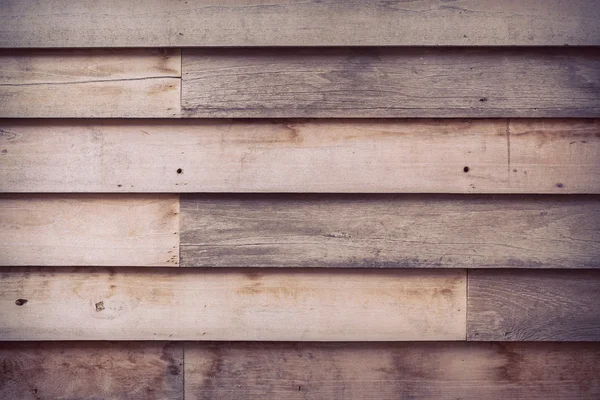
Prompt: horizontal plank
<box><xmin>186</xmin><ymin>342</ymin><xmax>600</xmax><ymax>400</ymax></box>
<box><xmin>0</xmin><ymin>49</ymin><xmax>180</xmax><ymax>117</ymax></box>
<box><xmin>0</xmin><ymin>268</ymin><xmax>466</xmax><ymax>341</ymax></box>
<box><xmin>0</xmin><ymin>342</ymin><xmax>183</xmax><ymax>400</ymax></box>
<box><xmin>468</xmin><ymin>270</ymin><xmax>600</xmax><ymax>341</ymax></box>
<box><xmin>0</xmin><ymin>195</ymin><xmax>179</xmax><ymax>266</ymax></box>
<box><xmin>181</xmin><ymin>195</ymin><xmax>600</xmax><ymax>268</ymax></box>
<box><xmin>1</xmin><ymin>1</ymin><xmax>599</xmax><ymax>47</ymax></box>
<box><xmin>2</xmin><ymin>119</ymin><xmax>599</xmax><ymax>193</ymax></box>
<box><xmin>182</xmin><ymin>48</ymin><xmax>600</xmax><ymax>118</ymax></box>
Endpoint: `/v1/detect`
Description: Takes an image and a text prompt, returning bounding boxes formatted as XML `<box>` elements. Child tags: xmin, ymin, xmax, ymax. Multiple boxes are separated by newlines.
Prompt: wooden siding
<box><xmin>2</xmin><ymin>0</ymin><xmax>599</xmax><ymax>47</ymax></box>
<box><xmin>2</xmin><ymin>119</ymin><xmax>599</xmax><ymax>193</ymax></box>
<box><xmin>0</xmin><ymin>268</ymin><xmax>466</xmax><ymax>341</ymax></box>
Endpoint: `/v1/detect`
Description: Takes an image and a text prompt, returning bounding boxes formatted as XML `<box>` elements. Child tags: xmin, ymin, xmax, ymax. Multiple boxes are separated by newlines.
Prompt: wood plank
<box><xmin>1</xmin><ymin>0</ymin><xmax>599</xmax><ymax>47</ymax></box>
<box><xmin>182</xmin><ymin>48</ymin><xmax>600</xmax><ymax>118</ymax></box>
<box><xmin>0</xmin><ymin>268</ymin><xmax>466</xmax><ymax>340</ymax></box>
<box><xmin>2</xmin><ymin>119</ymin><xmax>599</xmax><ymax>193</ymax></box>
<box><xmin>181</xmin><ymin>195</ymin><xmax>600</xmax><ymax>268</ymax></box>
<box><xmin>0</xmin><ymin>342</ymin><xmax>183</xmax><ymax>400</ymax></box>
<box><xmin>468</xmin><ymin>270</ymin><xmax>600</xmax><ymax>341</ymax></box>
<box><xmin>185</xmin><ymin>342</ymin><xmax>600</xmax><ymax>400</ymax></box>
<box><xmin>0</xmin><ymin>195</ymin><xmax>179</xmax><ymax>266</ymax></box>
<box><xmin>0</xmin><ymin>49</ymin><xmax>181</xmax><ymax>117</ymax></box>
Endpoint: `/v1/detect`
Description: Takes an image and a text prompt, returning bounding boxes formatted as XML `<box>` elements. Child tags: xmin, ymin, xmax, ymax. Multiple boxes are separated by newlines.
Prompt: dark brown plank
<box><xmin>182</xmin><ymin>48</ymin><xmax>600</xmax><ymax>118</ymax></box>
<box><xmin>180</xmin><ymin>195</ymin><xmax>600</xmax><ymax>268</ymax></box>
<box><xmin>0</xmin><ymin>342</ymin><xmax>183</xmax><ymax>400</ymax></box>
<box><xmin>185</xmin><ymin>342</ymin><xmax>600</xmax><ymax>400</ymax></box>
<box><xmin>2</xmin><ymin>0</ymin><xmax>599</xmax><ymax>47</ymax></box>
<box><xmin>468</xmin><ymin>270</ymin><xmax>600</xmax><ymax>341</ymax></box>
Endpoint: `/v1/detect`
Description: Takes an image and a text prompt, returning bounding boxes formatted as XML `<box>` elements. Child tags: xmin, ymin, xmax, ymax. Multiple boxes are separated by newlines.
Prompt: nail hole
<box><xmin>463</xmin><ymin>166</ymin><xmax>470</xmax><ymax>173</ymax></box>
<box><xmin>479</xmin><ymin>97</ymin><xmax>487</xmax><ymax>102</ymax></box>
<box><xmin>556</xmin><ymin>183</ymin><xmax>564</xmax><ymax>188</ymax></box>
<box><xmin>15</xmin><ymin>299</ymin><xmax>28</xmax><ymax>306</ymax></box>
<box><xmin>176</xmin><ymin>168</ymin><xmax>183</xmax><ymax>174</ymax></box>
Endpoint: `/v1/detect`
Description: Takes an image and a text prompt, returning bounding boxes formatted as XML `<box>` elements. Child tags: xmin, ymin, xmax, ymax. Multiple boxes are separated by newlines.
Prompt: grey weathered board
<box><xmin>1</xmin><ymin>0</ymin><xmax>599</xmax><ymax>47</ymax></box>
<box><xmin>180</xmin><ymin>195</ymin><xmax>600</xmax><ymax>269</ymax></box>
<box><xmin>182</xmin><ymin>48</ymin><xmax>600</xmax><ymax>118</ymax></box>
<box><xmin>2</xmin><ymin>119</ymin><xmax>599</xmax><ymax>193</ymax></box>
<box><xmin>185</xmin><ymin>342</ymin><xmax>600</xmax><ymax>400</ymax></box>
<box><xmin>468</xmin><ymin>270</ymin><xmax>600</xmax><ymax>341</ymax></box>
<box><xmin>0</xmin><ymin>342</ymin><xmax>183</xmax><ymax>400</ymax></box>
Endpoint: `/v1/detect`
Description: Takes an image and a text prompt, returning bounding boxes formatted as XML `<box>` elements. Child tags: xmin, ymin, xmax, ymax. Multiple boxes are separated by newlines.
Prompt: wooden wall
<box><xmin>1</xmin><ymin>1</ymin><xmax>599</xmax><ymax>398</ymax></box>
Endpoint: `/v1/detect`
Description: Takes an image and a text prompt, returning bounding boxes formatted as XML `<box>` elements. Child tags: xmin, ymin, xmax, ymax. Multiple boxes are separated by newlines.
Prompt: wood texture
<box><xmin>0</xmin><ymin>49</ymin><xmax>181</xmax><ymax>117</ymax></box>
<box><xmin>468</xmin><ymin>270</ymin><xmax>600</xmax><ymax>341</ymax></box>
<box><xmin>185</xmin><ymin>342</ymin><xmax>600</xmax><ymax>400</ymax></box>
<box><xmin>0</xmin><ymin>268</ymin><xmax>466</xmax><ymax>341</ymax></box>
<box><xmin>1</xmin><ymin>0</ymin><xmax>599</xmax><ymax>47</ymax></box>
<box><xmin>182</xmin><ymin>48</ymin><xmax>600</xmax><ymax>118</ymax></box>
<box><xmin>0</xmin><ymin>195</ymin><xmax>179</xmax><ymax>266</ymax></box>
<box><xmin>2</xmin><ymin>119</ymin><xmax>599</xmax><ymax>193</ymax></box>
<box><xmin>0</xmin><ymin>342</ymin><xmax>183</xmax><ymax>400</ymax></box>
<box><xmin>180</xmin><ymin>195</ymin><xmax>600</xmax><ymax>269</ymax></box>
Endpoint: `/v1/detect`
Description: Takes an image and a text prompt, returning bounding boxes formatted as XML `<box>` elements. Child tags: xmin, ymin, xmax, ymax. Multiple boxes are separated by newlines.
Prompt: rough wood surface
<box><xmin>0</xmin><ymin>342</ymin><xmax>183</xmax><ymax>400</ymax></box>
<box><xmin>2</xmin><ymin>119</ymin><xmax>598</xmax><ymax>193</ymax></box>
<box><xmin>185</xmin><ymin>342</ymin><xmax>600</xmax><ymax>400</ymax></box>
<box><xmin>0</xmin><ymin>49</ymin><xmax>181</xmax><ymax>117</ymax></box>
<box><xmin>468</xmin><ymin>270</ymin><xmax>600</xmax><ymax>341</ymax></box>
<box><xmin>182</xmin><ymin>48</ymin><xmax>600</xmax><ymax>118</ymax></box>
<box><xmin>181</xmin><ymin>195</ymin><xmax>600</xmax><ymax>269</ymax></box>
<box><xmin>0</xmin><ymin>268</ymin><xmax>466</xmax><ymax>341</ymax></box>
<box><xmin>0</xmin><ymin>195</ymin><xmax>179</xmax><ymax>266</ymax></box>
<box><xmin>1</xmin><ymin>0</ymin><xmax>599</xmax><ymax>47</ymax></box>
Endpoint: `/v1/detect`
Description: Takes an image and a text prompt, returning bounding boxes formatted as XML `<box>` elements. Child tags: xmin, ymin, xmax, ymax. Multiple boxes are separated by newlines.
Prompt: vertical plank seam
<box><xmin>177</xmin><ymin>194</ymin><xmax>181</xmax><ymax>267</ymax></box>
<box><xmin>465</xmin><ymin>268</ymin><xmax>469</xmax><ymax>341</ymax></box>
<box><xmin>506</xmin><ymin>119</ymin><xmax>511</xmax><ymax>181</ymax></box>
<box><xmin>179</xmin><ymin>48</ymin><xmax>183</xmax><ymax>115</ymax></box>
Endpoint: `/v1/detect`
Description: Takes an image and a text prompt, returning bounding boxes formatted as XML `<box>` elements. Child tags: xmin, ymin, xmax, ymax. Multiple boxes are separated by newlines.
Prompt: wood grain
<box><xmin>2</xmin><ymin>119</ymin><xmax>599</xmax><ymax>193</ymax></box>
<box><xmin>0</xmin><ymin>342</ymin><xmax>183</xmax><ymax>400</ymax></box>
<box><xmin>0</xmin><ymin>268</ymin><xmax>466</xmax><ymax>341</ymax></box>
<box><xmin>0</xmin><ymin>49</ymin><xmax>181</xmax><ymax>117</ymax></box>
<box><xmin>180</xmin><ymin>195</ymin><xmax>600</xmax><ymax>269</ymax></box>
<box><xmin>1</xmin><ymin>0</ymin><xmax>598</xmax><ymax>47</ymax></box>
<box><xmin>185</xmin><ymin>342</ymin><xmax>600</xmax><ymax>400</ymax></box>
<box><xmin>468</xmin><ymin>270</ymin><xmax>600</xmax><ymax>341</ymax></box>
<box><xmin>182</xmin><ymin>48</ymin><xmax>600</xmax><ymax>118</ymax></box>
<box><xmin>0</xmin><ymin>195</ymin><xmax>179</xmax><ymax>266</ymax></box>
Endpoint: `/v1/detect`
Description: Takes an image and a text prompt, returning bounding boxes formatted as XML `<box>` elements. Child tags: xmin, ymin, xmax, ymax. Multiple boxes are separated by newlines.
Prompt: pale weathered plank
<box><xmin>2</xmin><ymin>119</ymin><xmax>599</xmax><ymax>193</ymax></box>
<box><xmin>468</xmin><ymin>270</ymin><xmax>600</xmax><ymax>341</ymax></box>
<box><xmin>0</xmin><ymin>268</ymin><xmax>466</xmax><ymax>340</ymax></box>
<box><xmin>0</xmin><ymin>195</ymin><xmax>179</xmax><ymax>266</ymax></box>
<box><xmin>0</xmin><ymin>49</ymin><xmax>181</xmax><ymax>117</ymax></box>
<box><xmin>181</xmin><ymin>195</ymin><xmax>600</xmax><ymax>269</ymax></box>
<box><xmin>185</xmin><ymin>342</ymin><xmax>600</xmax><ymax>400</ymax></box>
<box><xmin>182</xmin><ymin>48</ymin><xmax>600</xmax><ymax>118</ymax></box>
<box><xmin>1</xmin><ymin>0</ymin><xmax>599</xmax><ymax>47</ymax></box>
<box><xmin>0</xmin><ymin>342</ymin><xmax>183</xmax><ymax>400</ymax></box>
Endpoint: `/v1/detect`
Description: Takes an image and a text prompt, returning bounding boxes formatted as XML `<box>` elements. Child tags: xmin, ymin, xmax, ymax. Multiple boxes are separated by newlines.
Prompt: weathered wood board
<box><xmin>468</xmin><ymin>270</ymin><xmax>600</xmax><ymax>341</ymax></box>
<box><xmin>0</xmin><ymin>49</ymin><xmax>181</xmax><ymax>117</ymax></box>
<box><xmin>2</xmin><ymin>119</ymin><xmax>599</xmax><ymax>193</ymax></box>
<box><xmin>185</xmin><ymin>342</ymin><xmax>600</xmax><ymax>400</ymax></box>
<box><xmin>1</xmin><ymin>0</ymin><xmax>599</xmax><ymax>47</ymax></box>
<box><xmin>180</xmin><ymin>194</ymin><xmax>600</xmax><ymax>269</ymax></box>
<box><xmin>0</xmin><ymin>342</ymin><xmax>183</xmax><ymax>400</ymax></box>
<box><xmin>182</xmin><ymin>48</ymin><xmax>600</xmax><ymax>118</ymax></box>
<box><xmin>0</xmin><ymin>268</ymin><xmax>466</xmax><ymax>341</ymax></box>
<box><xmin>0</xmin><ymin>195</ymin><xmax>179</xmax><ymax>266</ymax></box>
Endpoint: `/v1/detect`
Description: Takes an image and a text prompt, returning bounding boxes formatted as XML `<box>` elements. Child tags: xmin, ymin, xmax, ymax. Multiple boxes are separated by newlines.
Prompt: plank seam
<box><xmin>0</xmin><ymin>76</ymin><xmax>180</xmax><ymax>87</ymax></box>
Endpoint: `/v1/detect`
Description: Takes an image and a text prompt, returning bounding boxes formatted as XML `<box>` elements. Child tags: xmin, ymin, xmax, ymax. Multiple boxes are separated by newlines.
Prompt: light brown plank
<box><xmin>180</xmin><ymin>195</ymin><xmax>600</xmax><ymax>269</ymax></box>
<box><xmin>0</xmin><ymin>49</ymin><xmax>181</xmax><ymax>117</ymax></box>
<box><xmin>0</xmin><ymin>342</ymin><xmax>183</xmax><ymax>400</ymax></box>
<box><xmin>2</xmin><ymin>119</ymin><xmax>599</xmax><ymax>193</ymax></box>
<box><xmin>468</xmin><ymin>270</ymin><xmax>600</xmax><ymax>341</ymax></box>
<box><xmin>185</xmin><ymin>342</ymin><xmax>600</xmax><ymax>400</ymax></box>
<box><xmin>182</xmin><ymin>48</ymin><xmax>600</xmax><ymax>118</ymax></box>
<box><xmin>0</xmin><ymin>268</ymin><xmax>466</xmax><ymax>341</ymax></box>
<box><xmin>0</xmin><ymin>195</ymin><xmax>179</xmax><ymax>266</ymax></box>
<box><xmin>1</xmin><ymin>0</ymin><xmax>599</xmax><ymax>47</ymax></box>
